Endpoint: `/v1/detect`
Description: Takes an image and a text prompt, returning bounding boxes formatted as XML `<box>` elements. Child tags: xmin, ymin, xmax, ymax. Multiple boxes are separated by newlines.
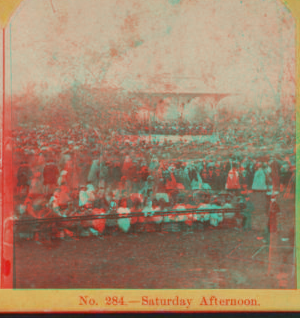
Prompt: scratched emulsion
<box><xmin>7</xmin><ymin>0</ymin><xmax>296</xmax><ymax>288</ymax></box>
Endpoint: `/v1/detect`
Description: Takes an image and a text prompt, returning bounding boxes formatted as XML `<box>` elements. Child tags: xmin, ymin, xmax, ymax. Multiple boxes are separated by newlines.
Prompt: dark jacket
<box><xmin>43</xmin><ymin>163</ymin><xmax>59</xmax><ymax>185</ymax></box>
<box><xmin>17</xmin><ymin>165</ymin><xmax>32</xmax><ymax>186</ymax></box>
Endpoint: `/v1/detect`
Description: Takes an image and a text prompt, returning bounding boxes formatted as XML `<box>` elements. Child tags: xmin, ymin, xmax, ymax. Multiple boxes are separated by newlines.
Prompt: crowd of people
<box><xmin>123</xmin><ymin>119</ymin><xmax>215</xmax><ymax>136</ymax></box>
<box><xmin>12</xmin><ymin>104</ymin><xmax>295</xmax><ymax>240</ymax></box>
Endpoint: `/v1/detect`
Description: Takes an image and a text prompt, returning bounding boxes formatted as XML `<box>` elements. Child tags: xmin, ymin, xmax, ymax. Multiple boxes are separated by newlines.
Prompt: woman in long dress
<box><xmin>226</xmin><ymin>165</ymin><xmax>241</xmax><ymax>191</ymax></box>
<box><xmin>252</xmin><ymin>163</ymin><xmax>267</xmax><ymax>191</ymax></box>
<box><xmin>189</xmin><ymin>168</ymin><xmax>203</xmax><ymax>190</ymax></box>
<box><xmin>117</xmin><ymin>198</ymin><xmax>131</xmax><ymax>233</ymax></box>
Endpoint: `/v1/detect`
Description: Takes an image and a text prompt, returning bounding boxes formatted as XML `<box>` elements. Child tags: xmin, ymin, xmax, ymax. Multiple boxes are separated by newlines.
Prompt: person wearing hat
<box><xmin>141</xmin><ymin>197</ymin><xmax>155</xmax><ymax>227</ymax></box>
<box><xmin>240</xmin><ymin>191</ymin><xmax>255</xmax><ymax>231</ymax></box>
<box><xmin>139</xmin><ymin>175</ymin><xmax>154</xmax><ymax>197</ymax></box>
<box><xmin>149</xmin><ymin>156</ymin><xmax>160</xmax><ymax>174</ymax></box>
<box><xmin>262</xmin><ymin>192</ymin><xmax>280</xmax><ymax>246</ymax></box>
<box><xmin>46</xmin><ymin>175</ymin><xmax>64</xmax><ymax>211</ymax></box>
<box><xmin>129</xmin><ymin>198</ymin><xmax>143</xmax><ymax>231</ymax></box>
<box><xmin>206</xmin><ymin>163</ymin><xmax>216</xmax><ymax>189</ymax></box>
<box><xmin>58</xmin><ymin>149</ymin><xmax>71</xmax><ymax>171</ymax></box>
<box><xmin>201</xmin><ymin>166</ymin><xmax>209</xmax><ymax>185</ymax></box>
<box><xmin>138</xmin><ymin>162</ymin><xmax>150</xmax><ymax>187</ymax></box>
<box><xmin>171</xmin><ymin>193</ymin><xmax>187</xmax><ymax>230</ymax></box>
<box><xmin>115</xmin><ymin>175</ymin><xmax>130</xmax><ymax>198</ymax></box>
<box><xmin>117</xmin><ymin>198</ymin><xmax>131</xmax><ymax>233</ymax></box>
<box><xmin>279</xmin><ymin>162</ymin><xmax>292</xmax><ymax>192</ymax></box>
<box><xmin>86</xmin><ymin>184</ymin><xmax>96</xmax><ymax>205</ymax></box>
<box><xmin>263</xmin><ymin>162</ymin><xmax>272</xmax><ymax>191</ymax></box>
<box><xmin>34</xmin><ymin>151</ymin><xmax>46</xmax><ymax>174</ymax></box>
<box><xmin>28</xmin><ymin>171</ymin><xmax>44</xmax><ymax>199</ymax></box>
<box><xmin>214</xmin><ymin>165</ymin><xmax>225</xmax><ymax>190</ymax></box>
<box><xmin>131</xmin><ymin>175</ymin><xmax>141</xmax><ymax>194</ymax></box>
<box><xmin>225</xmin><ymin>163</ymin><xmax>241</xmax><ymax>192</ymax></box>
<box><xmin>246</xmin><ymin>163</ymin><xmax>255</xmax><ymax>191</ymax></box>
<box><xmin>56</xmin><ymin>183</ymin><xmax>72</xmax><ymax>216</ymax></box>
<box><xmin>150</xmin><ymin>199</ymin><xmax>164</xmax><ymax>226</ymax></box>
<box><xmin>112</xmin><ymin>160</ymin><xmax>122</xmax><ymax>185</ymax></box>
<box><xmin>17</xmin><ymin>161</ymin><xmax>32</xmax><ymax>196</ymax></box>
<box><xmin>87</xmin><ymin>159</ymin><xmax>100</xmax><ymax>189</ymax></box>
<box><xmin>79</xmin><ymin>185</ymin><xmax>89</xmax><ymax>208</ymax></box>
<box><xmin>57</xmin><ymin>169</ymin><xmax>68</xmax><ymax>187</ymax></box>
<box><xmin>239</xmin><ymin>167</ymin><xmax>250</xmax><ymax>191</ymax></box>
<box><xmin>165</xmin><ymin>169</ymin><xmax>179</xmax><ymax>191</ymax></box>
<box><xmin>182</xmin><ymin>163</ymin><xmax>191</xmax><ymax>190</ymax></box>
<box><xmin>64</xmin><ymin>155</ymin><xmax>79</xmax><ymax>193</ymax></box>
<box><xmin>94</xmin><ymin>183</ymin><xmax>109</xmax><ymax>210</ymax></box>
<box><xmin>121</xmin><ymin>155</ymin><xmax>133</xmax><ymax>179</ymax></box>
<box><xmin>189</xmin><ymin>167</ymin><xmax>203</xmax><ymax>190</ymax></box>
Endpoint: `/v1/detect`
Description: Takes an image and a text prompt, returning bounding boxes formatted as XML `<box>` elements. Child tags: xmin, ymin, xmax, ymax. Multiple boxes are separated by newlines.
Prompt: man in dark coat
<box><xmin>206</xmin><ymin>165</ymin><xmax>216</xmax><ymax>189</ymax></box>
<box><xmin>112</xmin><ymin>161</ymin><xmax>122</xmax><ymax>185</ymax></box>
<box><xmin>246</xmin><ymin>164</ymin><xmax>255</xmax><ymax>190</ymax></box>
<box><xmin>264</xmin><ymin>193</ymin><xmax>280</xmax><ymax>243</ymax></box>
<box><xmin>214</xmin><ymin>166</ymin><xmax>224</xmax><ymax>191</ymax></box>
<box><xmin>241</xmin><ymin>193</ymin><xmax>255</xmax><ymax>231</ymax></box>
<box><xmin>269</xmin><ymin>158</ymin><xmax>280</xmax><ymax>192</ymax></box>
<box><xmin>239</xmin><ymin>168</ymin><xmax>250</xmax><ymax>190</ymax></box>
<box><xmin>17</xmin><ymin>161</ymin><xmax>32</xmax><ymax>195</ymax></box>
<box><xmin>42</xmin><ymin>159</ymin><xmax>58</xmax><ymax>195</ymax></box>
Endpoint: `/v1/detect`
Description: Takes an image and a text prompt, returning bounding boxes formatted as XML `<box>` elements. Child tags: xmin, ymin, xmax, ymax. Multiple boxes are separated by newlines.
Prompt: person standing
<box><xmin>138</xmin><ymin>161</ymin><xmax>150</xmax><ymax>188</ymax></box>
<box><xmin>279</xmin><ymin>162</ymin><xmax>292</xmax><ymax>192</ymax></box>
<box><xmin>105</xmin><ymin>191</ymin><xmax>118</xmax><ymax>235</ymax></box>
<box><xmin>182</xmin><ymin>163</ymin><xmax>191</xmax><ymax>190</ymax></box>
<box><xmin>246</xmin><ymin>163</ymin><xmax>255</xmax><ymax>191</ymax></box>
<box><xmin>130</xmin><ymin>198</ymin><xmax>143</xmax><ymax>232</ymax></box>
<box><xmin>64</xmin><ymin>153</ymin><xmax>79</xmax><ymax>194</ymax></box>
<box><xmin>201</xmin><ymin>167</ymin><xmax>209</xmax><ymax>185</ymax></box>
<box><xmin>213</xmin><ymin>164</ymin><xmax>223</xmax><ymax>190</ymax></box>
<box><xmin>263</xmin><ymin>162</ymin><xmax>272</xmax><ymax>191</ymax></box>
<box><xmin>268</xmin><ymin>194</ymin><xmax>280</xmax><ymax>234</ymax></box>
<box><xmin>241</xmin><ymin>193</ymin><xmax>255</xmax><ymax>231</ymax></box>
<box><xmin>117</xmin><ymin>198</ymin><xmax>131</xmax><ymax>233</ymax></box>
<box><xmin>225</xmin><ymin>163</ymin><xmax>241</xmax><ymax>192</ymax></box>
<box><xmin>206</xmin><ymin>165</ymin><xmax>216</xmax><ymax>189</ymax></box>
<box><xmin>43</xmin><ymin>159</ymin><xmax>60</xmax><ymax>196</ymax></box>
<box><xmin>112</xmin><ymin>160</ymin><xmax>122</xmax><ymax>186</ymax></box>
<box><xmin>17</xmin><ymin>161</ymin><xmax>32</xmax><ymax>195</ymax></box>
<box><xmin>122</xmin><ymin>155</ymin><xmax>133</xmax><ymax>180</ymax></box>
<box><xmin>252</xmin><ymin>163</ymin><xmax>267</xmax><ymax>191</ymax></box>
<box><xmin>265</xmin><ymin>193</ymin><xmax>281</xmax><ymax>275</ymax></box>
<box><xmin>28</xmin><ymin>172</ymin><xmax>44</xmax><ymax>198</ymax></box>
<box><xmin>239</xmin><ymin>167</ymin><xmax>251</xmax><ymax>191</ymax></box>
<box><xmin>87</xmin><ymin>159</ymin><xmax>100</xmax><ymax>189</ymax></box>
<box><xmin>189</xmin><ymin>167</ymin><xmax>203</xmax><ymax>190</ymax></box>
<box><xmin>270</xmin><ymin>157</ymin><xmax>280</xmax><ymax>193</ymax></box>
<box><xmin>265</xmin><ymin>194</ymin><xmax>280</xmax><ymax>243</ymax></box>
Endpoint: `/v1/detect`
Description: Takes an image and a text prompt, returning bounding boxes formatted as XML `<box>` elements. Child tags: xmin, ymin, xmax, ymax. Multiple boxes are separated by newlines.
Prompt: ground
<box><xmin>14</xmin><ymin>193</ymin><xmax>295</xmax><ymax>289</ymax></box>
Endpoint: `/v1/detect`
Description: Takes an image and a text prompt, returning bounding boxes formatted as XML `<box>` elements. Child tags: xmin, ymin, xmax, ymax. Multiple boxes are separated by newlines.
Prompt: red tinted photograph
<box><xmin>2</xmin><ymin>0</ymin><xmax>296</xmax><ymax>289</ymax></box>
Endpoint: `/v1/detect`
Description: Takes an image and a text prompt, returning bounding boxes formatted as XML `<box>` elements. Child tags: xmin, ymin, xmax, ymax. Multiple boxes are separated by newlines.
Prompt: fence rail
<box><xmin>14</xmin><ymin>207</ymin><xmax>241</xmax><ymax>227</ymax></box>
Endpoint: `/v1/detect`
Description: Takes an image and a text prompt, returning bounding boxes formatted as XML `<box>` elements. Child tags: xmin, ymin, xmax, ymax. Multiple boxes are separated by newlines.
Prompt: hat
<box><xmin>87</xmin><ymin>184</ymin><xmax>95</xmax><ymax>191</ymax></box>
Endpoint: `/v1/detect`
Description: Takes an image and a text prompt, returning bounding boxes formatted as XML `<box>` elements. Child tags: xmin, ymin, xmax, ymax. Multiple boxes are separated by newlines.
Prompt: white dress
<box><xmin>117</xmin><ymin>207</ymin><xmax>131</xmax><ymax>233</ymax></box>
<box><xmin>252</xmin><ymin>168</ymin><xmax>267</xmax><ymax>190</ymax></box>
